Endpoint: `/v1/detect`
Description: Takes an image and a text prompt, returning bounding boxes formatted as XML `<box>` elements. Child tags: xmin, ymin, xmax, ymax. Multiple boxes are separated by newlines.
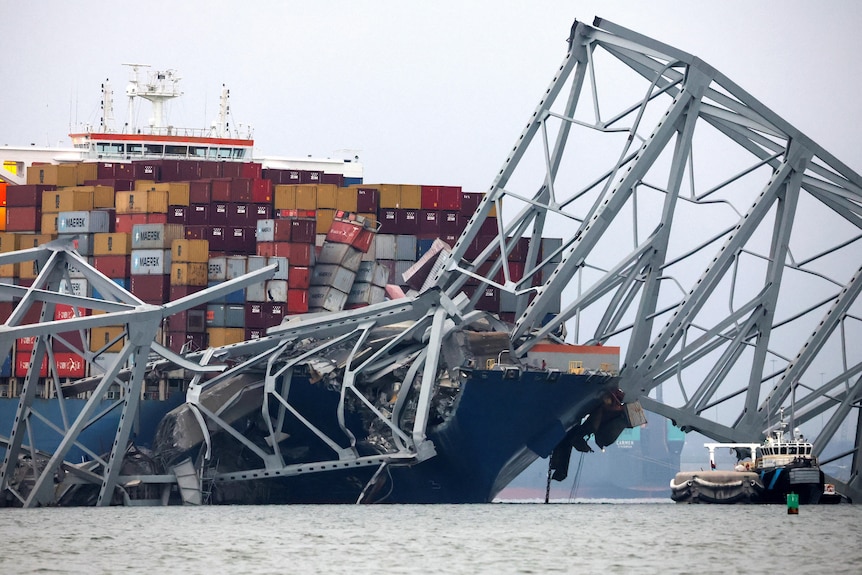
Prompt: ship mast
<box><xmin>123</xmin><ymin>64</ymin><xmax>182</xmax><ymax>133</ymax></box>
<box><xmin>99</xmin><ymin>79</ymin><xmax>114</xmax><ymax>132</ymax></box>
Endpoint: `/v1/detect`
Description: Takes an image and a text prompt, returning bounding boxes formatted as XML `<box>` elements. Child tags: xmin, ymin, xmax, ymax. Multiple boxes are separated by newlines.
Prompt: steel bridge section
<box><xmin>431</xmin><ymin>18</ymin><xmax>861</xmax><ymax>500</ymax></box>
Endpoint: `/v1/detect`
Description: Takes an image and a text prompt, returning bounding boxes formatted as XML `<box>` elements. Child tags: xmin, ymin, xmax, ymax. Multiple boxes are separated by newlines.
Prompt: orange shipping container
<box><xmin>76</xmin><ymin>162</ymin><xmax>99</xmax><ymax>185</ymax></box>
<box><xmin>399</xmin><ymin>184</ymin><xmax>422</xmax><ymax>209</ymax></box>
<box><xmin>115</xmin><ymin>190</ymin><xmax>169</xmax><ymax>214</ymax></box>
<box><xmin>207</xmin><ymin>327</ymin><xmax>245</xmax><ymax>347</ymax></box>
<box><xmin>315</xmin><ymin>209</ymin><xmax>336</xmax><ymax>235</ymax></box>
<box><xmin>0</xmin><ymin>182</ymin><xmax>6</xmax><ymax>207</ymax></box>
<box><xmin>273</xmin><ymin>185</ymin><xmax>296</xmax><ymax>210</ymax></box>
<box><xmin>171</xmin><ymin>239</ymin><xmax>209</xmax><ymax>263</ymax></box>
<box><xmin>93</xmin><ymin>233</ymin><xmax>132</xmax><ymax>255</ymax></box>
<box><xmin>90</xmin><ymin>326</ymin><xmax>126</xmax><ymax>353</ymax></box>
<box><xmin>316</xmin><ymin>184</ymin><xmax>338</xmax><ymax>209</ymax></box>
<box><xmin>26</xmin><ymin>164</ymin><xmax>77</xmax><ymax>187</ymax></box>
<box><xmin>171</xmin><ymin>263</ymin><xmax>208</xmax><ymax>286</ymax></box>
<box><xmin>378</xmin><ymin>184</ymin><xmax>400</xmax><ymax>208</ymax></box>
<box><xmin>168</xmin><ymin>182</ymin><xmax>190</xmax><ymax>206</ymax></box>
<box><xmin>0</xmin><ymin>232</ymin><xmax>19</xmax><ymax>253</ymax></box>
<box><xmin>295</xmin><ymin>185</ymin><xmax>317</xmax><ymax>210</ymax></box>
<box><xmin>41</xmin><ymin>213</ymin><xmax>59</xmax><ymax>234</ymax></box>
<box><xmin>335</xmin><ymin>187</ymin><xmax>358</xmax><ymax>212</ymax></box>
<box><xmin>41</xmin><ymin>189</ymin><xmax>94</xmax><ymax>213</ymax></box>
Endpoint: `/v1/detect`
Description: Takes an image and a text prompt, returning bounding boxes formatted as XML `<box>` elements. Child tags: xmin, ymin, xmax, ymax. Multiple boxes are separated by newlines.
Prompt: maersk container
<box><xmin>267</xmin><ymin>257</ymin><xmax>288</xmax><ymax>280</ymax></box>
<box><xmin>226</xmin><ymin>256</ymin><xmax>247</xmax><ymax>280</ymax></box>
<box><xmin>374</xmin><ymin>234</ymin><xmax>396</xmax><ymax>260</ymax></box>
<box><xmin>317</xmin><ymin>242</ymin><xmax>362</xmax><ymax>272</ymax></box>
<box><xmin>308</xmin><ymin>285</ymin><xmax>348</xmax><ymax>312</ymax></box>
<box><xmin>59</xmin><ymin>278</ymin><xmax>89</xmax><ymax>298</ymax></box>
<box><xmin>346</xmin><ymin>282</ymin><xmax>386</xmax><ymax>306</ymax></box>
<box><xmin>131</xmin><ymin>249</ymin><xmax>172</xmax><ymax>275</ymax></box>
<box><xmin>246</xmin><ymin>281</ymin><xmax>266</xmax><ymax>302</ymax></box>
<box><xmin>57</xmin><ymin>210</ymin><xmax>111</xmax><ymax>234</ymax></box>
<box><xmin>132</xmin><ymin>223</ymin><xmax>185</xmax><ymax>249</ymax></box>
<box><xmin>311</xmin><ymin>264</ymin><xmax>356</xmax><ymax>293</ymax></box>
<box><xmin>256</xmin><ymin>219</ymin><xmax>275</xmax><ymax>242</ymax></box>
<box><xmin>356</xmin><ymin>261</ymin><xmax>390</xmax><ymax>288</ymax></box>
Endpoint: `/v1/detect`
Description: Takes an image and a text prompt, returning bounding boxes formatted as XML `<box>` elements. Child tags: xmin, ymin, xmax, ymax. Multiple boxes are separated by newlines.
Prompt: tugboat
<box><xmin>671</xmin><ymin>412</ymin><xmax>833</xmax><ymax>504</ymax></box>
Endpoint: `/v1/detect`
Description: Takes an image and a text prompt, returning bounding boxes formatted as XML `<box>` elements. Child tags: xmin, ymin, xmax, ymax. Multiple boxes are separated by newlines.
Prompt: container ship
<box><xmin>0</xmin><ymin>66</ymin><xmax>640</xmax><ymax>506</ymax></box>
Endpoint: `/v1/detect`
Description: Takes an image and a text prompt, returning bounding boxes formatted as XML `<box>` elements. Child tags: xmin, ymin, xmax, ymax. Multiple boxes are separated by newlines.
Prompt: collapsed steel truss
<box><xmin>0</xmin><ymin>17</ymin><xmax>859</xmax><ymax>504</ymax></box>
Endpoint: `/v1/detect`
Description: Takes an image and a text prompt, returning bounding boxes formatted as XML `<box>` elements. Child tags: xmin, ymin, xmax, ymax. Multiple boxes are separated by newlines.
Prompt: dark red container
<box><xmin>199</xmin><ymin>161</ymin><xmax>220</xmax><ymax>179</ymax></box>
<box><xmin>169</xmin><ymin>285</ymin><xmax>204</xmax><ymax>302</ymax></box>
<box><xmin>440</xmin><ymin>211</ymin><xmax>462</xmax><ymax>235</ymax></box>
<box><xmin>7</xmin><ymin>185</ymin><xmax>55</xmax><ymax>207</ymax></box>
<box><xmin>253</xmin><ymin>204</ymin><xmax>273</xmax><ymax>220</ymax></box>
<box><xmin>147</xmin><ymin>213</ymin><xmax>167</xmax><ymax>225</ymax></box>
<box><xmin>264</xmin><ymin>302</ymin><xmax>285</xmax><ymax>326</ymax></box>
<box><xmin>356</xmin><ymin>188</ymin><xmax>379</xmax><ymax>213</ymax></box>
<box><xmin>476</xmin><ymin>217</ymin><xmax>498</xmax><ymax>238</ymax></box>
<box><xmin>439</xmin><ymin>186</ymin><xmax>462</xmax><ymax>210</ymax></box>
<box><xmin>418</xmin><ymin>210</ymin><xmax>440</xmax><ymax>236</ymax></box>
<box><xmin>15</xmin><ymin>352</ymin><xmax>48</xmax><ymax>378</ymax></box>
<box><xmin>52</xmin><ymin>330</ymin><xmax>86</xmax><ymax>353</ymax></box>
<box><xmin>130</xmin><ymin>274</ymin><xmax>170</xmax><ymax>304</ymax></box>
<box><xmin>188</xmin><ymin>204</ymin><xmax>209</xmax><ymax>225</ymax></box>
<box><xmin>321</xmin><ymin>173</ymin><xmax>343</xmax><ymax>186</ymax></box>
<box><xmin>93</xmin><ymin>255</ymin><xmax>130</xmax><ymax>278</ymax></box>
<box><xmin>226</xmin><ymin>227</ymin><xmax>254</xmax><ymax>254</ymax></box>
<box><xmin>167</xmin><ymin>205</ymin><xmax>188</xmax><ymax>225</ymax></box>
<box><xmin>156</xmin><ymin>160</ymin><xmax>182</xmax><ymax>182</ymax></box>
<box><xmin>6</xmin><ymin>206</ymin><xmax>41</xmax><ymax>231</ymax></box>
<box><xmin>96</xmin><ymin>162</ymin><xmax>117</xmax><ymax>179</ymax></box>
<box><xmin>185</xmin><ymin>225</ymin><xmax>208</xmax><ymax>240</ymax></box>
<box><xmin>210</xmin><ymin>202</ymin><xmax>228</xmax><ymax>224</ymax></box>
<box><xmin>244</xmin><ymin>327</ymin><xmax>265</xmax><ymax>340</ymax></box>
<box><xmin>245</xmin><ymin>302</ymin><xmax>267</xmax><ymax>328</ymax></box>
<box><xmin>396</xmin><ymin>209</ymin><xmax>418</xmax><ymax>234</ymax></box>
<box><xmin>377</xmin><ymin>208</ymin><xmax>398</xmax><ymax>234</ymax></box>
<box><xmin>208</xmin><ymin>226</ymin><xmax>226</xmax><ymax>251</ymax></box>
<box><xmin>220</xmin><ymin>162</ymin><xmax>243</xmax><ymax>178</ymax></box>
<box><xmin>288</xmin><ymin>266</ymin><xmax>311</xmax><ymax>289</ymax></box>
<box><xmin>178</xmin><ymin>160</ymin><xmax>201</xmax><ymax>181</ymax></box>
<box><xmin>287</xmin><ymin>244</ymin><xmax>313</xmax><ymax>266</ymax></box>
<box><xmin>240</xmin><ymin>162</ymin><xmax>262</xmax><ymax>179</ymax></box>
<box><xmin>300</xmin><ymin>170</ymin><xmax>321</xmax><ymax>184</ymax></box>
<box><xmin>114</xmin><ymin>163</ymin><xmax>136</xmax><ymax>179</ymax></box>
<box><xmin>133</xmin><ymin>162</ymin><xmax>161</xmax><ymax>181</ymax></box>
<box><xmin>508</xmin><ymin>237</ymin><xmax>532</xmax><ymax>262</ymax></box>
<box><xmin>229</xmin><ymin>203</ymin><xmax>250</xmax><ymax>225</ymax></box>
<box><xmin>189</xmin><ymin>180</ymin><xmax>212</xmax><ymax>204</ymax></box>
<box><xmin>460</xmin><ymin>191</ymin><xmax>483</xmax><ymax>215</ymax></box>
<box><xmin>166</xmin><ymin>331</ymin><xmax>206</xmax><ymax>354</ymax></box>
<box><xmin>420</xmin><ymin>186</ymin><xmax>441</xmax><ymax>210</ymax></box>
<box><xmin>289</xmin><ymin>219</ymin><xmax>316</xmax><ymax>243</ymax></box>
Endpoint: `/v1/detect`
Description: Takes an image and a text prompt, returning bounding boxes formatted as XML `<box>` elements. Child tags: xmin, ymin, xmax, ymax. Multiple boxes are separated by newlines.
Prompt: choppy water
<box><xmin>1</xmin><ymin>501</ymin><xmax>859</xmax><ymax>574</ymax></box>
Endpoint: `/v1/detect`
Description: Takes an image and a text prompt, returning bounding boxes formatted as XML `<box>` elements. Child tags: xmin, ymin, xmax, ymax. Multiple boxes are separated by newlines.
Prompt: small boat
<box><xmin>671</xmin><ymin>413</ymin><xmax>839</xmax><ymax>504</ymax></box>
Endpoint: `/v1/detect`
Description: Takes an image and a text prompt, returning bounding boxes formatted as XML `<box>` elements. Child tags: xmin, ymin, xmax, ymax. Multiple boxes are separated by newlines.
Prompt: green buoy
<box><xmin>787</xmin><ymin>492</ymin><xmax>799</xmax><ymax>515</ymax></box>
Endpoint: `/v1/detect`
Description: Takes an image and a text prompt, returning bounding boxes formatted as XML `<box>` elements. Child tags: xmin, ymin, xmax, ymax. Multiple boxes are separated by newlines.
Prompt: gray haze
<box><xmin>2</xmin><ymin>1</ymin><xmax>860</xmax><ymax>189</ymax></box>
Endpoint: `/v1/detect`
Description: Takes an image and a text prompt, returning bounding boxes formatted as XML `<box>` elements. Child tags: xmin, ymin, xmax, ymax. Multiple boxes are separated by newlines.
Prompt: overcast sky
<box><xmin>2</xmin><ymin>1</ymin><xmax>860</xmax><ymax>190</ymax></box>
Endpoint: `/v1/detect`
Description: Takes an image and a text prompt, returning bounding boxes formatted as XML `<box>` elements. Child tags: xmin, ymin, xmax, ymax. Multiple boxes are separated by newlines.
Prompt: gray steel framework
<box><xmin>1</xmin><ymin>17</ymin><xmax>859</xmax><ymax>504</ymax></box>
<box><xmin>430</xmin><ymin>18</ymin><xmax>861</xmax><ymax>500</ymax></box>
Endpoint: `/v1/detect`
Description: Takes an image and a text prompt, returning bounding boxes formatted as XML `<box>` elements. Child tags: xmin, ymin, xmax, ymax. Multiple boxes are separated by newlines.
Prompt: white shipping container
<box><xmin>267</xmin><ymin>257</ymin><xmax>288</xmax><ymax>280</ymax></box>
<box><xmin>59</xmin><ymin>278</ymin><xmax>89</xmax><ymax>297</ymax></box>
<box><xmin>246</xmin><ymin>255</ymin><xmax>267</xmax><ymax>273</ymax></box>
<box><xmin>311</xmin><ymin>264</ymin><xmax>356</xmax><ymax>293</ymax></box>
<box><xmin>256</xmin><ymin>219</ymin><xmax>275</xmax><ymax>242</ymax></box>
<box><xmin>346</xmin><ymin>282</ymin><xmax>386</xmax><ymax>306</ymax></box>
<box><xmin>395</xmin><ymin>235</ymin><xmax>417</xmax><ymax>261</ymax></box>
<box><xmin>66</xmin><ymin>258</ymin><xmax>92</xmax><ymax>279</ymax></box>
<box><xmin>226</xmin><ymin>256</ymin><xmax>248</xmax><ymax>280</ymax></box>
<box><xmin>356</xmin><ymin>261</ymin><xmax>390</xmax><ymax>287</ymax></box>
<box><xmin>57</xmin><ymin>210</ymin><xmax>111</xmax><ymax>234</ymax></box>
<box><xmin>315</xmin><ymin>234</ymin><xmax>327</xmax><ymax>248</ymax></box>
<box><xmin>374</xmin><ymin>234</ymin><xmax>397</xmax><ymax>260</ymax></box>
<box><xmin>394</xmin><ymin>260</ymin><xmax>413</xmax><ymax>281</ymax></box>
<box><xmin>265</xmin><ymin>280</ymin><xmax>288</xmax><ymax>302</ymax></box>
<box><xmin>308</xmin><ymin>285</ymin><xmax>348</xmax><ymax>312</ymax></box>
<box><xmin>131</xmin><ymin>249</ymin><xmax>172</xmax><ymax>275</ymax></box>
<box><xmin>132</xmin><ymin>223</ymin><xmax>185</xmax><ymax>249</ymax></box>
<box><xmin>317</xmin><ymin>242</ymin><xmax>362</xmax><ymax>272</ymax></box>
<box><xmin>246</xmin><ymin>282</ymin><xmax>266</xmax><ymax>302</ymax></box>
<box><xmin>208</xmin><ymin>257</ymin><xmax>227</xmax><ymax>281</ymax></box>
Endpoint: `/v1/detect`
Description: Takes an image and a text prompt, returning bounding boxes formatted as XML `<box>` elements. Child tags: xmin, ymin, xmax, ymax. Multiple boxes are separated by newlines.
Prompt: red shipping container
<box><xmin>96</xmin><ymin>162</ymin><xmax>116</xmax><ymax>179</ymax></box>
<box><xmin>211</xmin><ymin>179</ymin><xmax>231</xmax><ymax>202</ymax></box>
<box><xmin>7</xmin><ymin>185</ymin><xmax>55</xmax><ymax>207</ymax></box>
<box><xmin>200</xmin><ymin>162</ymin><xmax>221</xmax><ymax>179</ymax></box>
<box><xmin>211</xmin><ymin>203</ymin><xmax>228</xmax><ymax>224</ymax></box>
<box><xmin>264</xmin><ymin>302</ymin><xmax>285</xmax><ymax>326</ymax></box>
<box><xmin>240</xmin><ymin>162</ymin><xmax>262</xmax><ymax>179</ymax></box>
<box><xmin>115</xmin><ymin>213</ymin><xmax>146</xmax><ymax>234</ymax></box>
<box><xmin>289</xmin><ymin>219</ymin><xmax>316</xmax><ymax>243</ymax></box>
<box><xmin>208</xmin><ymin>226</ymin><xmax>226</xmax><ymax>251</ymax></box>
<box><xmin>377</xmin><ymin>208</ymin><xmax>398</xmax><ymax>234</ymax></box>
<box><xmin>166</xmin><ymin>331</ymin><xmax>206</xmax><ymax>354</ymax></box>
<box><xmin>229</xmin><ymin>178</ymin><xmax>253</xmax><ymax>202</ymax></box>
<box><xmin>178</xmin><ymin>160</ymin><xmax>201</xmax><ymax>181</ymax></box>
<box><xmin>220</xmin><ymin>162</ymin><xmax>243</xmax><ymax>178</ymax></box>
<box><xmin>114</xmin><ymin>163</ymin><xmax>136</xmax><ymax>179</ymax></box>
<box><xmin>286</xmin><ymin>289</ymin><xmax>309</xmax><ymax>313</ymax></box>
<box><xmin>251</xmin><ymin>178</ymin><xmax>273</xmax><ymax>203</ymax></box>
<box><xmin>53</xmin><ymin>329</ymin><xmax>85</xmax><ymax>353</ymax></box>
<box><xmin>287</xmin><ymin>243</ymin><xmax>313</xmax><ymax>266</ymax></box>
<box><xmin>256</xmin><ymin>242</ymin><xmax>275</xmax><ymax>257</ymax></box>
<box><xmin>420</xmin><ymin>186</ymin><xmax>441</xmax><ymax>210</ymax></box>
<box><xmin>300</xmin><ymin>170</ymin><xmax>321</xmax><ymax>184</ymax></box>
<box><xmin>147</xmin><ymin>212</ymin><xmax>167</xmax><ymax>225</ymax></box>
<box><xmin>130</xmin><ymin>275</ymin><xmax>170</xmax><ymax>304</ymax></box>
<box><xmin>0</xmin><ymin>301</ymin><xmax>13</xmax><ymax>323</ymax></box>
<box><xmin>326</xmin><ymin>219</ymin><xmax>365</xmax><ymax>246</ymax></box>
<box><xmin>244</xmin><ymin>327</ymin><xmax>265</xmax><ymax>340</ymax></box>
<box><xmin>288</xmin><ymin>266</ymin><xmax>311</xmax><ymax>289</ymax></box>
<box><xmin>460</xmin><ymin>191</ymin><xmax>483</xmax><ymax>216</ymax></box>
<box><xmin>356</xmin><ymin>188</ymin><xmax>379</xmax><ymax>213</ymax></box>
<box><xmin>229</xmin><ymin>203</ymin><xmax>250</xmax><ymax>225</ymax></box>
<box><xmin>15</xmin><ymin>352</ymin><xmax>48</xmax><ymax>377</ymax></box>
<box><xmin>167</xmin><ymin>205</ymin><xmax>188</xmax><ymax>225</ymax></box>
<box><xmin>156</xmin><ymin>159</ymin><xmax>182</xmax><ymax>182</ymax></box>
<box><xmin>226</xmin><ymin>227</ymin><xmax>254</xmax><ymax>254</ymax></box>
<box><xmin>320</xmin><ymin>173</ymin><xmax>344</xmax><ymax>186</ymax></box>
<box><xmin>185</xmin><ymin>225</ymin><xmax>208</xmax><ymax>240</ymax></box>
<box><xmin>54</xmin><ymin>304</ymin><xmax>89</xmax><ymax>321</ymax></box>
<box><xmin>188</xmin><ymin>204</ymin><xmax>209</xmax><ymax>225</ymax></box>
<box><xmin>6</xmin><ymin>206</ymin><xmax>41</xmax><ymax>231</ymax></box>
<box><xmin>16</xmin><ymin>335</ymin><xmax>38</xmax><ymax>352</ymax></box>
<box><xmin>133</xmin><ymin>162</ymin><xmax>161</xmax><ymax>181</ymax></box>
<box><xmin>439</xmin><ymin>186</ymin><xmax>462</xmax><ymax>210</ymax></box>
<box><xmin>169</xmin><ymin>285</ymin><xmax>204</xmax><ymax>302</ymax></box>
<box><xmin>189</xmin><ymin>180</ymin><xmax>212</xmax><ymax>204</ymax></box>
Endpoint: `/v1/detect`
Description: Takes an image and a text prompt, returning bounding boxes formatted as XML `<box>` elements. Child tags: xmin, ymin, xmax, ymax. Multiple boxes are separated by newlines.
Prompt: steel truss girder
<box><xmin>0</xmin><ymin>243</ymin><xmax>277</xmax><ymax>506</ymax></box>
<box><xmin>426</xmin><ymin>18</ymin><xmax>862</xmax><ymax>501</ymax></box>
